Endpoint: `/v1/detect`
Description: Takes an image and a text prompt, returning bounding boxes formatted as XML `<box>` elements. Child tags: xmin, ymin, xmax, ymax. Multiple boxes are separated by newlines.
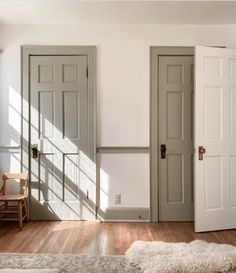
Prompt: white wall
<box><xmin>1</xmin><ymin>24</ymin><xmax>236</xmax><ymax>211</ymax></box>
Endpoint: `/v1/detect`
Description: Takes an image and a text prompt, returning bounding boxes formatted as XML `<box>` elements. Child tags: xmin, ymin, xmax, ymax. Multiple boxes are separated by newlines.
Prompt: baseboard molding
<box><xmin>97</xmin><ymin>207</ymin><xmax>150</xmax><ymax>222</ymax></box>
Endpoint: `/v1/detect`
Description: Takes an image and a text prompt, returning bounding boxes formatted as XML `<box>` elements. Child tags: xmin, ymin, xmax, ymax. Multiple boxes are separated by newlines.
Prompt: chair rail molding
<box><xmin>96</xmin><ymin>146</ymin><xmax>150</xmax><ymax>154</ymax></box>
<box><xmin>0</xmin><ymin>145</ymin><xmax>21</xmax><ymax>153</ymax></box>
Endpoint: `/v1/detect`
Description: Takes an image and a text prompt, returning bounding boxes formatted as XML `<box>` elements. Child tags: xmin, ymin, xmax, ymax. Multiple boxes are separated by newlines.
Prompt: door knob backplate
<box><xmin>31</xmin><ymin>144</ymin><xmax>39</xmax><ymax>158</ymax></box>
<box><xmin>161</xmin><ymin>144</ymin><xmax>167</xmax><ymax>159</ymax></box>
<box><xmin>198</xmin><ymin>146</ymin><xmax>206</xmax><ymax>160</ymax></box>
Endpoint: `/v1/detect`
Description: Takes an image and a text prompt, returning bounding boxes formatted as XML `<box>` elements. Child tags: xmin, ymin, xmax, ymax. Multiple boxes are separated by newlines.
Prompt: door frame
<box><xmin>150</xmin><ymin>46</ymin><xmax>194</xmax><ymax>221</ymax></box>
<box><xmin>21</xmin><ymin>45</ymin><xmax>96</xmax><ymax>219</ymax></box>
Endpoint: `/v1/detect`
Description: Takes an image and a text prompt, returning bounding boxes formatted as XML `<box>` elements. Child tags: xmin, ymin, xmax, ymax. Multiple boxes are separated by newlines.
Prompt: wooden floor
<box><xmin>0</xmin><ymin>221</ymin><xmax>236</xmax><ymax>255</ymax></box>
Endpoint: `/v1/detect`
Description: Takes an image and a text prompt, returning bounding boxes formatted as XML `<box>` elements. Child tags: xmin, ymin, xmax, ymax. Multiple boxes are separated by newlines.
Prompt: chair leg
<box><xmin>23</xmin><ymin>199</ymin><xmax>29</xmax><ymax>222</ymax></box>
<box><xmin>18</xmin><ymin>200</ymin><xmax>23</xmax><ymax>230</ymax></box>
<box><xmin>0</xmin><ymin>202</ymin><xmax>3</xmax><ymax>219</ymax></box>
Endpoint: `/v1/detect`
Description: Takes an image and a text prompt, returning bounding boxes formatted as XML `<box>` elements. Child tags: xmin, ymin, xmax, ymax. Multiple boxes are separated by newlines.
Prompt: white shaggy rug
<box><xmin>126</xmin><ymin>240</ymin><xmax>236</xmax><ymax>273</ymax></box>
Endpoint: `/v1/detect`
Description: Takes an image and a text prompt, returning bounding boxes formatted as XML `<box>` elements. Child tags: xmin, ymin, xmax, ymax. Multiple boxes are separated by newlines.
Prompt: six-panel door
<box><xmin>30</xmin><ymin>56</ymin><xmax>94</xmax><ymax>220</ymax></box>
<box><xmin>195</xmin><ymin>46</ymin><xmax>236</xmax><ymax>232</ymax></box>
<box><xmin>159</xmin><ymin>56</ymin><xmax>194</xmax><ymax>221</ymax></box>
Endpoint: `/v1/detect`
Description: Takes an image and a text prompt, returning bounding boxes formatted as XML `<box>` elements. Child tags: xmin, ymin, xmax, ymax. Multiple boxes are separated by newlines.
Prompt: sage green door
<box><xmin>30</xmin><ymin>55</ymin><xmax>93</xmax><ymax>220</ymax></box>
<box><xmin>159</xmin><ymin>56</ymin><xmax>194</xmax><ymax>221</ymax></box>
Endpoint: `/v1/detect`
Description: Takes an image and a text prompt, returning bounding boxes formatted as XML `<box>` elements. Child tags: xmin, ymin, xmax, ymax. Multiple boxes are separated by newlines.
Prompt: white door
<box><xmin>159</xmin><ymin>56</ymin><xmax>194</xmax><ymax>221</ymax></box>
<box><xmin>30</xmin><ymin>55</ymin><xmax>95</xmax><ymax>220</ymax></box>
<box><xmin>195</xmin><ymin>46</ymin><xmax>236</xmax><ymax>232</ymax></box>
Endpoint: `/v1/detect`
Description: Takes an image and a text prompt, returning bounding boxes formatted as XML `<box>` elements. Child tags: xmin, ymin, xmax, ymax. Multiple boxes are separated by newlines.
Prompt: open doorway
<box><xmin>151</xmin><ymin>46</ymin><xmax>236</xmax><ymax>232</ymax></box>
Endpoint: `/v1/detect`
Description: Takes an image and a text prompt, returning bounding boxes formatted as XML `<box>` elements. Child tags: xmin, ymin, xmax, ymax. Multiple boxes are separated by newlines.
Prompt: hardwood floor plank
<box><xmin>0</xmin><ymin>221</ymin><xmax>236</xmax><ymax>255</ymax></box>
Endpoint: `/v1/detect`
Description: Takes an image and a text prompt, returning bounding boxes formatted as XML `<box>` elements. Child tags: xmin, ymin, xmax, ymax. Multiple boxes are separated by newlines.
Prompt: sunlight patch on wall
<box><xmin>100</xmin><ymin>168</ymin><xmax>109</xmax><ymax>211</ymax></box>
<box><xmin>8</xmin><ymin>86</ymin><xmax>21</xmax><ymax>145</ymax></box>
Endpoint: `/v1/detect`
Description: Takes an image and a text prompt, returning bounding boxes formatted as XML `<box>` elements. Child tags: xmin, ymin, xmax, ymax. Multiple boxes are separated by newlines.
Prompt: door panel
<box><xmin>63</xmin><ymin>92</ymin><xmax>79</xmax><ymax>139</ymax></box>
<box><xmin>195</xmin><ymin>46</ymin><xmax>236</xmax><ymax>232</ymax></box>
<box><xmin>166</xmin><ymin>91</ymin><xmax>183</xmax><ymax>139</ymax></box>
<box><xmin>30</xmin><ymin>55</ymin><xmax>93</xmax><ymax>220</ymax></box>
<box><xmin>159</xmin><ymin>56</ymin><xmax>194</xmax><ymax>221</ymax></box>
<box><xmin>166</xmin><ymin>154</ymin><xmax>183</xmax><ymax>203</ymax></box>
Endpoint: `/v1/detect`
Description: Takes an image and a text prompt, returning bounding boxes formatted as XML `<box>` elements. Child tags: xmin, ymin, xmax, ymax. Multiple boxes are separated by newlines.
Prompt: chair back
<box><xmin>1</xmin><ymin>173</ymin><xmax>29</xmax><ymax>196</ymax></box>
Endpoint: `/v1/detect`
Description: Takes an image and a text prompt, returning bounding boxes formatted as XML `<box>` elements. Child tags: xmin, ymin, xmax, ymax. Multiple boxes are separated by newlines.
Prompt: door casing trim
<box><xmin>21</xmin><ymin>45</ymin><xmax>96</xmax><ymax>219</ymax></box>
<box><xmin>150</xmin><ymin>46</ymin><xmax>194</xmax><ymax>221</ymax></box>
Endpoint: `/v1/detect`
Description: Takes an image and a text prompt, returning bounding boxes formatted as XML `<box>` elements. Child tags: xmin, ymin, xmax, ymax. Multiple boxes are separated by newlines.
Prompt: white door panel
<box><xmin>195</xmin><ymin>46</ymin><xmax>236</xmax><ymax>232</ymax></box>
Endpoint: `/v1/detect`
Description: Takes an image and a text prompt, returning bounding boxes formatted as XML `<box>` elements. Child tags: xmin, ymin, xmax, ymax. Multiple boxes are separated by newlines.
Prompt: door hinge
<box><xmin>86</xmin><ymin>67</ymin><xmax>88</xmax><ymax>78</ymax></box>
<box><xmin>95</xmin><ymin>206</ymin><xmax>99</xmax><ymax>218</ymax></box>
<box><xmin>86</xmin><ymin>190</ymin><xmax>89</xmax><ymax>199</ymax></box>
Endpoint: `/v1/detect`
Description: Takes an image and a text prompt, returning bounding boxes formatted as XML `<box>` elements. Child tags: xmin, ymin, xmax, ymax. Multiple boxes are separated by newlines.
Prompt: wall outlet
<box><xmin>113</xmin><ymin>193</ymin><xmax>121</xmax><ymax>205</ymax></box>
